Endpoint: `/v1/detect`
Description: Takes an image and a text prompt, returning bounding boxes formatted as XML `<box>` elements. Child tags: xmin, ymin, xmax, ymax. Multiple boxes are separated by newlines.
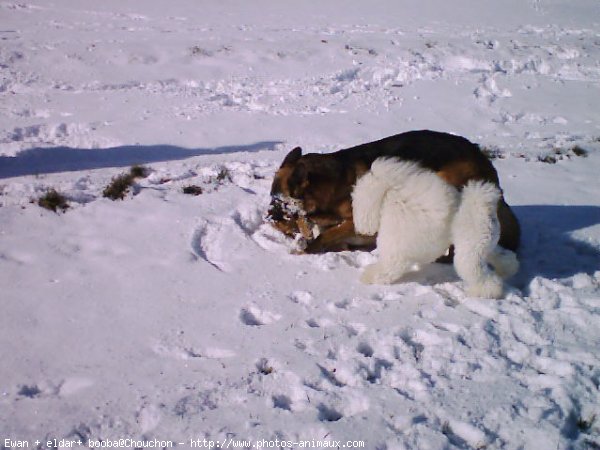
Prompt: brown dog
<box><xmin>268</xmin><ymin>130</ymin><xmax>520</xmax><ymax>256</ymax></box>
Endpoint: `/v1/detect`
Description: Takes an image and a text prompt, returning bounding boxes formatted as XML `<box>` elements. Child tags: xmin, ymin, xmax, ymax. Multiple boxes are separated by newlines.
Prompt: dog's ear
<box><xmin>282</xmin><ymin>147</ymin><xmax>302</xmax><ymax>167</ymax></box>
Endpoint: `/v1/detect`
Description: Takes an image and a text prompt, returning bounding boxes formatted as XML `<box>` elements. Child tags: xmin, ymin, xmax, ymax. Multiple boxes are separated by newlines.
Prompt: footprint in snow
<box><xmin>289</xmin><ymin>290</ymin><xmax>313</xmax><ymax>306</ymax></box>
<box><xmin>343</xmin><ymin>322</ymin><xmax>367</xmax><ymax>337</ymax></box>
<box><xmin>136</xmin><ymin>403</ymin><xmax>162</xmax><ymax>433</ymax></box>
<box><xmin>190</xmin><ymin>205</ymin><xmax>276</xmax><ymax>270</ymax></box>
<box><xmin>317</xmin><ymin>404</ymin><xmax>344</xmax><ymax>422</ymax></box>
<box><xmin>58</xmin><ymin>377</ymin><xmax>94</xmax><ymax>396</ymax></box>
<box><xmin>152</xmin><ymin>337</ymin><xmax>235</xmax><ymax>360</ymax></box>
<box><xmin>239</xmin><ymin>304</ymin><xmax>281</xmax><ymax>326</ymax></box>
<box><xmin>190</xmin><ymin>220</ymin><xmax>224</xmax><ymax>271</ymax></box>
<box><xmin>190</xmin><ymin>216</ymin><xmax>256</xmax><ymax>271</ymax></box>
<box><xmin>316</xmin><ymin>391</ymin><xmax>370</xmax><ymax>422</ymax></box>
<box><xmin>231</xmin><ymin>205</ymin><xmax>264</xmax><ymax>236</ymax></box>
<box><xmin>304</xmin><ymin>317</ymin><xmax>335</xmax><ymax>328</ymax></box>
<box><xmin>360</xmin><ymin>358</ymin><xmax>393</xmax><ymax>384</ymax></box>
<box><xmin>356</xmin><ymin>342</ymin><xmax>375</xmax><ymax>358</ymax></box>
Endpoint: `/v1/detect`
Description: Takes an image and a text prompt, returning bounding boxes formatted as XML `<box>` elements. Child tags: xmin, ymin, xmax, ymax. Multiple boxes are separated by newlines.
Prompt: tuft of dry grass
<box><xmin>538</xmin><ymin>154</ymin><xmax>557</xmax><ymax>164</ymax></box>
<box><xmin>215</xmin><ymin>166</ymin><xmax>232</xmax><ymax>183</ymax></box>
<box><xmin>38</xmin><ymin>189</ymin><xmax>69</xmax><ymax>212</ymax></box>
<box><xmin>538</xmin><ymin>145</ymin><xmax>589</xmax><ymax>164</ymax></box>
<box><xmin>103</xmin><ymin>173</ymin><xmax>136</xmax><ymax>200</ymax></box>
<box><xmin>571</xmin><ymin>145</ymin><xmax>588</xmax><ymax>158</ymax></box>
<box><xmin>256</xmin><ymin>358</ymin><xmax>274</xmax><ymax>375</ymax></box>
<box><xmin>129</xmin><ymin>164</ymin><xmax>149</xmax><ymax>178</ymax></box>
<box><xmin>182</xmin><ymin>185</ymin><xmax>203</xmax><ymax>196</ymax></box>
<box><xmin>480</xmin><ymin>145</ymin><xmax>504</xmax><ymax>160</ymax></box>
<box><xmin>102</xmin><ymin>165</ymin><xmax>149</xmax><ymax>200</ymax></box>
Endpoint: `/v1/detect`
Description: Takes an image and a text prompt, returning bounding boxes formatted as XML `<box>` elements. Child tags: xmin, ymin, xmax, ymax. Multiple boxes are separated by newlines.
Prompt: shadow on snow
<box><xmin>365</xmin><ymin>205</ymin><xmax>600</xmax><ymax>292</ymax></box>
<box><xmin>512</xmin><ymin>204</ymin><xmax>600</xmax><ymax>289</ymax></box>
<box><xmin>0</xmin><ymin>141</ymin><xmax>283</xmax><ymax>179</ymax></box>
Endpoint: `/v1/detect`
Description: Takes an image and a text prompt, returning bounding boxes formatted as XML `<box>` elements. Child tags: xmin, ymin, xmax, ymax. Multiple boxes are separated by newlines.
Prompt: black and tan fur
<box><xmin>268</xmin><ymin>130</ymin><xmax>520</xmax><ymax>256</ymax></box>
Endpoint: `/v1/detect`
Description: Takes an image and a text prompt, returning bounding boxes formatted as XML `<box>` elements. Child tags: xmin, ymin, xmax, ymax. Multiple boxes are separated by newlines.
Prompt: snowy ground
<box><xmin>1</xmin><ymin>1</ymin><xmax>600</xmax><ymax>449</ymax></box>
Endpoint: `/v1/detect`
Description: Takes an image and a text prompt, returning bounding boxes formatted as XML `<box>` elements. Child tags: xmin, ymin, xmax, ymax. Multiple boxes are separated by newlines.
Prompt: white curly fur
<box><xmin>352</xmin><ymin>158</ymin><xmax>519</xmax><ymax>298</ymax></box>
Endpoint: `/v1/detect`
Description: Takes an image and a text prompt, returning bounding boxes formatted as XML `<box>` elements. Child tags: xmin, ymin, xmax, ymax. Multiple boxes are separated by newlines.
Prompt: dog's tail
<box><xmin>452</xmin><ymin>180</ymin><xmax>518</xmax><ymax>298</ymax></box>
<box><xmin>352</xmin><ymin>158</ymin><xmax>426</xmax><ymax>235</ymax></box>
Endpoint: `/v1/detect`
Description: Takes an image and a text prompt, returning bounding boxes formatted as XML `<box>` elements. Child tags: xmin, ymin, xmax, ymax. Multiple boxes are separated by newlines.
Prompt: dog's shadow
<box><xmin>394</xmin><ymin>204</ymin><xmax>600</xmax><ymax>292</ymax></box>
<box><xmin>511</xmin><ymin>204</ymin><xmax>600</xmax><ymax>289</ymax></box>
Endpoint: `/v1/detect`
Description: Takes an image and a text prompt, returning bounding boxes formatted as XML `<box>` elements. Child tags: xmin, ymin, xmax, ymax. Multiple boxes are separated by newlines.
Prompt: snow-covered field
<box><xmin>1</xmin><ymin>1</ymin><xmax>600</xmax><ymax>449</ymax></box>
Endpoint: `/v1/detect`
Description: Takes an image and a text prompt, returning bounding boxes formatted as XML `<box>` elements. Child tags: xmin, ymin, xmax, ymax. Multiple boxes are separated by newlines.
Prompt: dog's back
<box><xmin>335</xmin><ymin>130</ymin><xmax>499</xmax><ymax>185</ymax></box>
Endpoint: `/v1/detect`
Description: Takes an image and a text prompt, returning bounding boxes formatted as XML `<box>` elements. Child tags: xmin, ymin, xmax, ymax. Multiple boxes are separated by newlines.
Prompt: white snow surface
<box><xmin>1</xmin><ymin>1</ymin><xmax>600</xmax><ymax>449</ymax></box>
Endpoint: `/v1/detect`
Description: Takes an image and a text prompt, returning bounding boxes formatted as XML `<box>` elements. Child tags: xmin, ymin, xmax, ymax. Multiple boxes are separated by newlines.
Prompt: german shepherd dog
<box><xmin>267</xmin><ymin>130</ymin><xmax>520</xmax><ymax>257</ymax></box>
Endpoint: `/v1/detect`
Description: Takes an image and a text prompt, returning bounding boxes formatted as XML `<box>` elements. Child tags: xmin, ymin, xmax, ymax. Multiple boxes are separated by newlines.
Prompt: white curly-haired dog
<box><xmin>352</xmin><ymin>157</ymin><xmax>519</xmax><ymax>298</ymax></box>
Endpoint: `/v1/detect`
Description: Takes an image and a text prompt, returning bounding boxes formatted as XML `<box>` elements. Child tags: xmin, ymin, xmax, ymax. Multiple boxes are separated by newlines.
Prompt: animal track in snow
<box><xmin>251</xmin><ymin>222</ymin><xmax>299</xmax><ymax>254</ymax></box>
<box><xmin>152</xmin><ymin>334</ymin><xmax>235</xmax><ymax>360</ymax></box>
<box><xmin>239</xmin><ymin>304</ymin><xmax>281</xmax><ymax>326</ymax></box>
<box><xmin>305</xmin><ymin>318</ymin><xmax>320</xmax><ymax>328</ymax></box>
<box><xmin>58</xmin><ymin>377</ymin><xmax>94</xmax><ymax>396</ymax></box>
<box><xmin>289</xmin><ymin>290</ymin><xmax>313</xmax><ymax>305</ymax></box>
<box><xmin>316</xmin><ymin>389</ymin><xmax>370</xmax><ymax>422</ymax></box>
<box><xmin>328</xmin><ymin>297</ymin><xmax>359</xmax><ymax>311</ymax></box>
<box><xmin>190</xmin><ymin>220</ymin><xmax>224</xmax><ymax>271</ymax></box>
<box><xmin>304</xmin><ymin>317</ymin><xmax>335</xmax><ymax>329</ymax></box>
<box><xmin>360</xmin><ymin>358</ymin><xmax>393</xmax><ymax>384</ymax></box>
<box><xmin>231</xmin><ymin>206</ymin><xmax>264</xmax><ymax>236</ymax></box>
<box><xmin>343</xmin><ymin>322</ymin><xmax>367</xmax><ymax>337</ymax></box>
<box><xmin>356</xmin><ymin>342</ymin><xmax>375</xmax><ymax>358</ymax></box>
<box><xmin>173</xmin><ymin>391</ymin><xmax>219</xmax><ymax>417</ymax></box>
<box><xmin>190</xmin><ymin>216</ymin><xmax>258</xmax><ymax>272</ymax></box>
<box><xmin>0</xmin><ymin>122</ymin><xmax>117</xmax><ymax>152</ymax></box>
<box><xmin>317</xmin><ymin>404</ymin><xmax>343</xmax><ymax>422</ymax></box>
<box><xmin>272</xmin><ymin>394</ymin><xmax>293</xmax><ymax>411</ymax></box>
<box><xmin>136</xmin><ymin>403</ymin><xmax>162</xmax><ymax>433</ymax></box>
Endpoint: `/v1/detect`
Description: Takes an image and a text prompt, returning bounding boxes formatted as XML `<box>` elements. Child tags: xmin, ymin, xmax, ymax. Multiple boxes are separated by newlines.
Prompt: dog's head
<box><xmin>267</xmin><ymin>147</ymin><xmax>356</xmax><ymax>239</ymax></box>
<box><xmin>267</xmin><ymin>147</ymin><xmax>319</xmax><ymax>239</ymax></box>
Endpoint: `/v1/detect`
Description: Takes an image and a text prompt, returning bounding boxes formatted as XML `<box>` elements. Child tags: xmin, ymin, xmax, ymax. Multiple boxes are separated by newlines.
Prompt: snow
<box><xmin>1</xmin><ymin>1</ymin><xmax>600</xmax><ymax>449</ymax></box>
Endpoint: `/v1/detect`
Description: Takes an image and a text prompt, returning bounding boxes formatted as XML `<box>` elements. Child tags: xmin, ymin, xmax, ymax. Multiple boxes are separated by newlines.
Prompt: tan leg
<box><xmin>304</xmin><ymin>219</ymin><xmax>363</xmax><ymax>253</ymax></box>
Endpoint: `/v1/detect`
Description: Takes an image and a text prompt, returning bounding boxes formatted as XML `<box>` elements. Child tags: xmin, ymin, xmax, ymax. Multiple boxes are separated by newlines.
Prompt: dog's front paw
<box><xmin>303</xmin><ymin>238</ymin><xmax>324</xmax><ymax>254</ymax></box>
<box><xmin>360</xmin><ymin>264</ymin><xmax>378</xmax><ymax>284</ymax></box>
<box><xmin>289</xmin><ymin>234</ymin><xmax>308</xmax><ymax>254</ymax></box>
<box><xmin>466</xmin><ymin>275</ymin><xmax>504</xmax><ymax>299</ymax></box>
<box><xmin>360</xmin><ymin>263</ymin><xmax>394</xmax><ymax>285</ymax></box>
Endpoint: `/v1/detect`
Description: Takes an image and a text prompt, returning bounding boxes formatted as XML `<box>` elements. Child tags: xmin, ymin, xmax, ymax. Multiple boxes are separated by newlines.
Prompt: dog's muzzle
<box><xmin>266</xmin><ymin>195</ymin><xmax>319</xmax><ymax>241</ymax></box>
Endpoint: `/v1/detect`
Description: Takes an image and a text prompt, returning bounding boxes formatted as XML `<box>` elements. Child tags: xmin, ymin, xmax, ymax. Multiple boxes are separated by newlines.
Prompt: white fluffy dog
<box><xmin>352</xmin><ymin>158</ymin><xmax>519</xmax><ymax>298</ymax></box>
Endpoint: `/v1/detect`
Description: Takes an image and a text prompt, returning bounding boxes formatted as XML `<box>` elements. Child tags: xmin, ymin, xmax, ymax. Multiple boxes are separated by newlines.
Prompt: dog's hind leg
<box><xmin>487</xmin><ymin>246</ymin><xmax>519</xmax><ymax>279</ymax></box>
<box><xmin>452</xmin><ymin>181</ymin><xmax>504</xmax><ymax>298</ymax></box>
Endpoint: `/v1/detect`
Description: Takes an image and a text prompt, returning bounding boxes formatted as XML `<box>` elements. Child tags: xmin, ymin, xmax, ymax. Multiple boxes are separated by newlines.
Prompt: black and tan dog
<box><xmin>267</xmin><ymin>130</ymin><xmax>520</xmax><ymax>257</ymax></box>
